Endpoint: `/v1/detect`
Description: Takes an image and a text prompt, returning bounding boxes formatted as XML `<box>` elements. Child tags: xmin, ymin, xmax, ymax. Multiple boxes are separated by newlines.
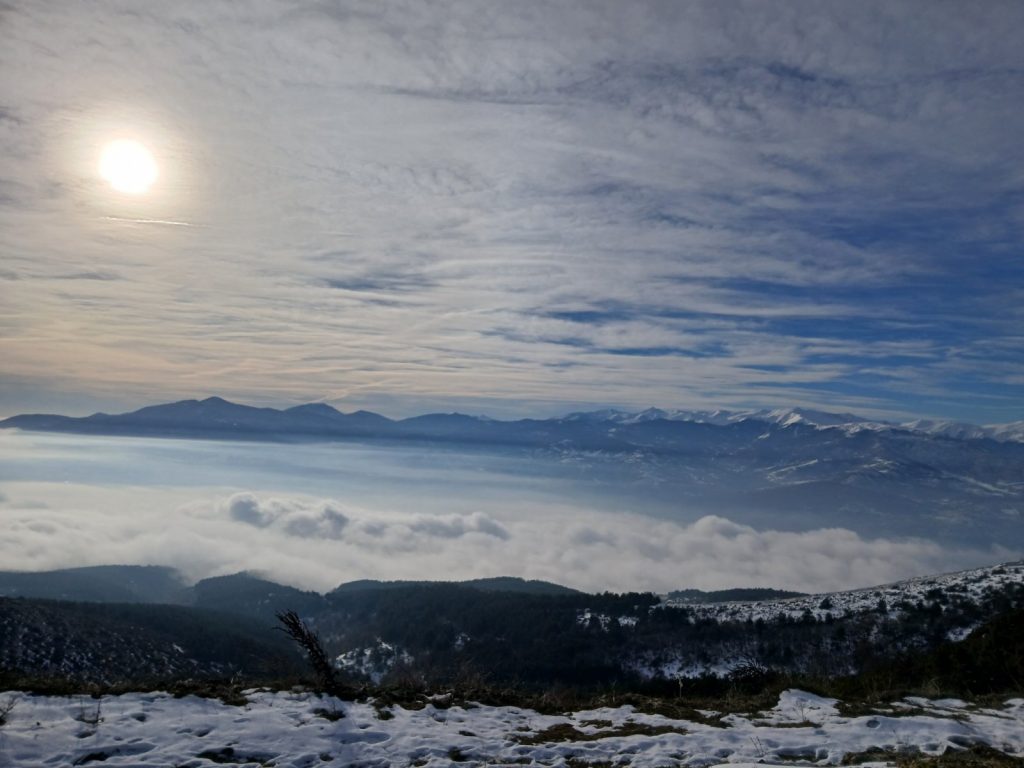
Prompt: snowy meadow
<box><xmin>2</xmin><ymin>688</ymin><xmax>1022</xmax><ymax>768</ymax></box>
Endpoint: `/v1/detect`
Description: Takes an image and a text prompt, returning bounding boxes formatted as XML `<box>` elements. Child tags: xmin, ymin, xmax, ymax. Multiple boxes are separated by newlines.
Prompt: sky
<box><xmin>2</xmin><ymin>1</ymin><xmax>1023</xmax><ymax>423</ymax></box>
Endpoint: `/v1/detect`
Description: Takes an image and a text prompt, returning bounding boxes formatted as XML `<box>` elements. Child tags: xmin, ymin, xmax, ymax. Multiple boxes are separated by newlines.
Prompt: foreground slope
<box><xmin>1</xmin><ymin>688</ymin><xmax>1021</xmax><ymax>767</ymax></box>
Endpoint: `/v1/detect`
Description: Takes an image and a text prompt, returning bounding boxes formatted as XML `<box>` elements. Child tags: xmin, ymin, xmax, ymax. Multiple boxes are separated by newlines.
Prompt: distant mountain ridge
<box><xmin>331</xmin><ymin>576</ymin><xmax>582</xmax><ymax>596</ymax></box>
<box><xmin>0</xmin><ymin>565</ymin><xmax>188</xmax><ymax>604</ymax></box>
<box><xmin>3</xmin><ymin>396</ymin><xmax>1022</xmax><ymax>444</ymax></box>
<box><xmin>0</xmin><ymin>397</ymin><xmax>398</xmax><ymax>441</ymax></box>
<box><xmin>0</xmin><ymin>566</ymin><xmax>581</xmax><ymax>613</ymax></box>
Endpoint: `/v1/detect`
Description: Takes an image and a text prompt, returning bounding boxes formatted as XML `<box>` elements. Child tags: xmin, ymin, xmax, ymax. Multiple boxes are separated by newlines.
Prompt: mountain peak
<box><xmin>756</xmin><ymin>407</ymin><xmax>871</xmax><ymax>428</ymax></box>
<box><xmin>285</xmin><ymin>402</ymin><xmax>342</xmax><ymax>416</ymax></box>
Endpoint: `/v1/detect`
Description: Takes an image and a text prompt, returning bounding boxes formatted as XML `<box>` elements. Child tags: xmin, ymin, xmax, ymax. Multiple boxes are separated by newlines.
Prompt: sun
<box><xmin>99</xmin><ymin>139</ymin><xmax>158</xmax><ymax>194</ymax></box>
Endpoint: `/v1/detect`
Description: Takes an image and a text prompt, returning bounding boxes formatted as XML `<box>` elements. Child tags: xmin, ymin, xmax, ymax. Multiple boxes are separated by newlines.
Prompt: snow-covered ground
<box><xmin>1</xmin><ymin>688</ymin><xmax>1021</xmax><ymax>767</ymax></box>
<box><xmin>663</xmin><ymin>561</ymin><xmax>1024</xmax><ymax>624</ymax></box>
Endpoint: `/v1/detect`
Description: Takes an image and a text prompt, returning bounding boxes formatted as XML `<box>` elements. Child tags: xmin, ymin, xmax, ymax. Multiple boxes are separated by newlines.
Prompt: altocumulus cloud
<box><xmin>222</xmin><ymin>492</ymin><xmax>508</xmax><ymax>544</ymax></box>
<box><xmin>224</xmin><ymin>492</ymin><xmax>349</xmax><ymax>539</ymax></box>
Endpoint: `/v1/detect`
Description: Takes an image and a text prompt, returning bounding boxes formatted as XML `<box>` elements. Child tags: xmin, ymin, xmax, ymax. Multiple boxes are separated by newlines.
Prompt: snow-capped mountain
<box><xmin>561</xmin><ymin>405</ymin><xmax>1024</xmax><ymax>441</ymax></box>
<box><xmin>903</xmin><ymin>418</ymin><xmax>1024</xmax><ymax>443</ymax></box>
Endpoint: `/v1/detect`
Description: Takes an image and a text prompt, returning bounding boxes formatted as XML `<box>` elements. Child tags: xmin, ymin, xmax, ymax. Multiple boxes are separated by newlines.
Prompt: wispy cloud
<box><xmin>100</xmin><ymin>216</ymin><xmax>205</xmax><ymax>227</ymax></box>
<box><xmin>0</xmin><ymin>1</ymin><xmax>1022</xmax><ymax>420</ymax></box>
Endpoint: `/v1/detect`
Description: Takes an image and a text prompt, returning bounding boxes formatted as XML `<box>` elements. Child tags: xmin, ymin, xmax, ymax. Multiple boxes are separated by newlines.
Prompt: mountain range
<box><xmin>5</xmin><ymin>397</ymin><xmax>1024</xmax><ymax>551</ymax></box>
<box><xmin>3</xmin><ymin>395</ymin><xmax>1023</xmax><ymax>445</ymax></box>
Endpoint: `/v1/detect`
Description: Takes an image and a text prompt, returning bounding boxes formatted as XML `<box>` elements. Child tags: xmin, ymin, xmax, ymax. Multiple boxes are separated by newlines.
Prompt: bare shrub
<box><xmin>275</xmin><ymin>609</ymin><xmax>340</xmax><ymax>693</ymax></box>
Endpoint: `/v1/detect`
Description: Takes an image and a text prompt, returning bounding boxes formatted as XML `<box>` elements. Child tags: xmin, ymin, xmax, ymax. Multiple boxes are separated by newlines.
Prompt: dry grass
<box><xmin>514</xmin><ymin>720</ymin><xmax>686</xmax><ymax>745</ymax></box>
<box><xmin>843</xmin><ymin>745</ymin><xmax>1024</xmax><ymax>768</ymax></box>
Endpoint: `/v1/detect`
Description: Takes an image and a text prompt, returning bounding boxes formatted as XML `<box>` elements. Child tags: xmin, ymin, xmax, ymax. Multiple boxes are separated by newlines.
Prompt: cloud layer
<box><xmin>0</xmin><ymin>482</ymin><xmax>1014</xmax><ymax>595</ymax></box>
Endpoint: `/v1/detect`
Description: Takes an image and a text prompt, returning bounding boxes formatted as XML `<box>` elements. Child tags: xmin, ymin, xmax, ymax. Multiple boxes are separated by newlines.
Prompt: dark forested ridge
<box><xmin>331</xmin><ymin>576</ymin><xmax>581</xmax><ymax>596</ymax></box>
<box><xmin>0</xmin><ymin>565</ymin><xmax>188</xmax><ymax>604</ymax></box>
<box><xmin>0</xmin><ymin>567</ymin><xmax>578</xmax><ymax>614</ymax></box>
<box><xmin>0</xmin><ymin>562</ymin><xmax>1021</xmax><ymax>692</ymax></box>
<box><xmin>0</xmin><ymin>597</ymin><xmax>301</xmax><ymax>684</ymax></box>
<box><xmin>665</xmin><ymin>587</ymin><xmax>807</xmax><ymax>603</ymax></box>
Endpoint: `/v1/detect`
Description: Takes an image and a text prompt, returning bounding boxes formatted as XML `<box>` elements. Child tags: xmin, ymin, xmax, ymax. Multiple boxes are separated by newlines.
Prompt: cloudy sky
<box><xmin>2</xmin><ymin>1</ymin><xmax>1023</xmax><ymax>422</ymax></box>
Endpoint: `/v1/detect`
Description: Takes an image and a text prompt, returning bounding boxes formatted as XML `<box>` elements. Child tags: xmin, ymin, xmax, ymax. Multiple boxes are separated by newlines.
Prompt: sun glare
<box><xmin>99</xmin><ymin>139</ymin><xmax>158</xmax><ymax>194</ymax></box>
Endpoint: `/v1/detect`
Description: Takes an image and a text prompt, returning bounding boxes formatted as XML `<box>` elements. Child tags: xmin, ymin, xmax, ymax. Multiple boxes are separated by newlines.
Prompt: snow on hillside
<box><xmin>1</xmin><ymin>688</ymin><xmax>1022</xmax><ymax>767</ymax></box>
<box><xmin>987</xmin><ymin>420</ymin><xmax>1024</xmax><ymax>443</ymax></box>
<box><xmin>562</xmin><ymin>406</ymin><xmax>1024</xmax><ymax>443</ymax></box>
<box><xmin>663</xmin><ymin>561</ymin><xmax>1024</xmax><ymax>624</ymax></box>
<box><xmin>335</xmin><ymin>639</ymin><xmax>413</xmax><ymax>684</ymax></box>
<box><xmin>903</xmin><ymin>419</ymin><xmax>1024</xmax><ymax>443</ymax></box>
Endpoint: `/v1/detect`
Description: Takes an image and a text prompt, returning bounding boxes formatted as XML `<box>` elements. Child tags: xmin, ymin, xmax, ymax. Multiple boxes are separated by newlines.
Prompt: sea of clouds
<box><xmin>2</xmin><ymin>429</ymin><xmax>1017</xmax><ymax>593</ymax></box>
<box><xmin>1</xmin><ymin>480</ymin><xmax>1014</xmax><ymax>595</ymax></box>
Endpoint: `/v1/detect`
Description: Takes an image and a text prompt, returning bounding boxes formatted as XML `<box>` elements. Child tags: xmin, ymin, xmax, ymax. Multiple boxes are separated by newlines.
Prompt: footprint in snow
<box><xmin>70</xmin><ymin>741</ymin><xmax>157</xmax><ymax>763</ymax></box>
<box><xmin>286</xmin><ymin>753</ymin><xmax>326</xmax><ymax>767</ymax></box>
<box><xmin>336</xmin><ymin>729</ymin><xmax>389</xmax><ymax>744</ymax></box>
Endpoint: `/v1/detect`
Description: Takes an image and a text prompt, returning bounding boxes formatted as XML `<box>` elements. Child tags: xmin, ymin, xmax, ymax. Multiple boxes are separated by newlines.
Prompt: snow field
<box><xmin>1</xmin><ymin>688</ymin><xmax>1022</xmax><ymax>767</ymax></box>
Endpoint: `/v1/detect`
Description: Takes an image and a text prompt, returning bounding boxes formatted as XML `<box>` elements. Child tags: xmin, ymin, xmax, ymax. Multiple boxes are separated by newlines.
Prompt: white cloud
<box><xmin>224</xmin><ymin>492</ymin><xmax>349</xmax><ymax>539</ymax></box>
<box><xmin>0</xmin><ymin>481</ymin><xmax>1015</xmax><ymax>595</ymax></box>
<box><xmin>408</xmin><ymin>512</ymin><xmax>510</xmax><ymax>540</ymax></box>
<box><xmin>221</xmin><ymin>491</ymin><xmax>506</xmax><ymax>544</ymax></box>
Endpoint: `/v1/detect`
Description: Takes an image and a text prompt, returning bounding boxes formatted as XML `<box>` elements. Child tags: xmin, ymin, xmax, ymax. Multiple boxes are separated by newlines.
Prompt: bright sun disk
<box><xmin>99</xmin><ymin>139</ymin><xmax>158</xmax><ymax>194</ymax></box>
